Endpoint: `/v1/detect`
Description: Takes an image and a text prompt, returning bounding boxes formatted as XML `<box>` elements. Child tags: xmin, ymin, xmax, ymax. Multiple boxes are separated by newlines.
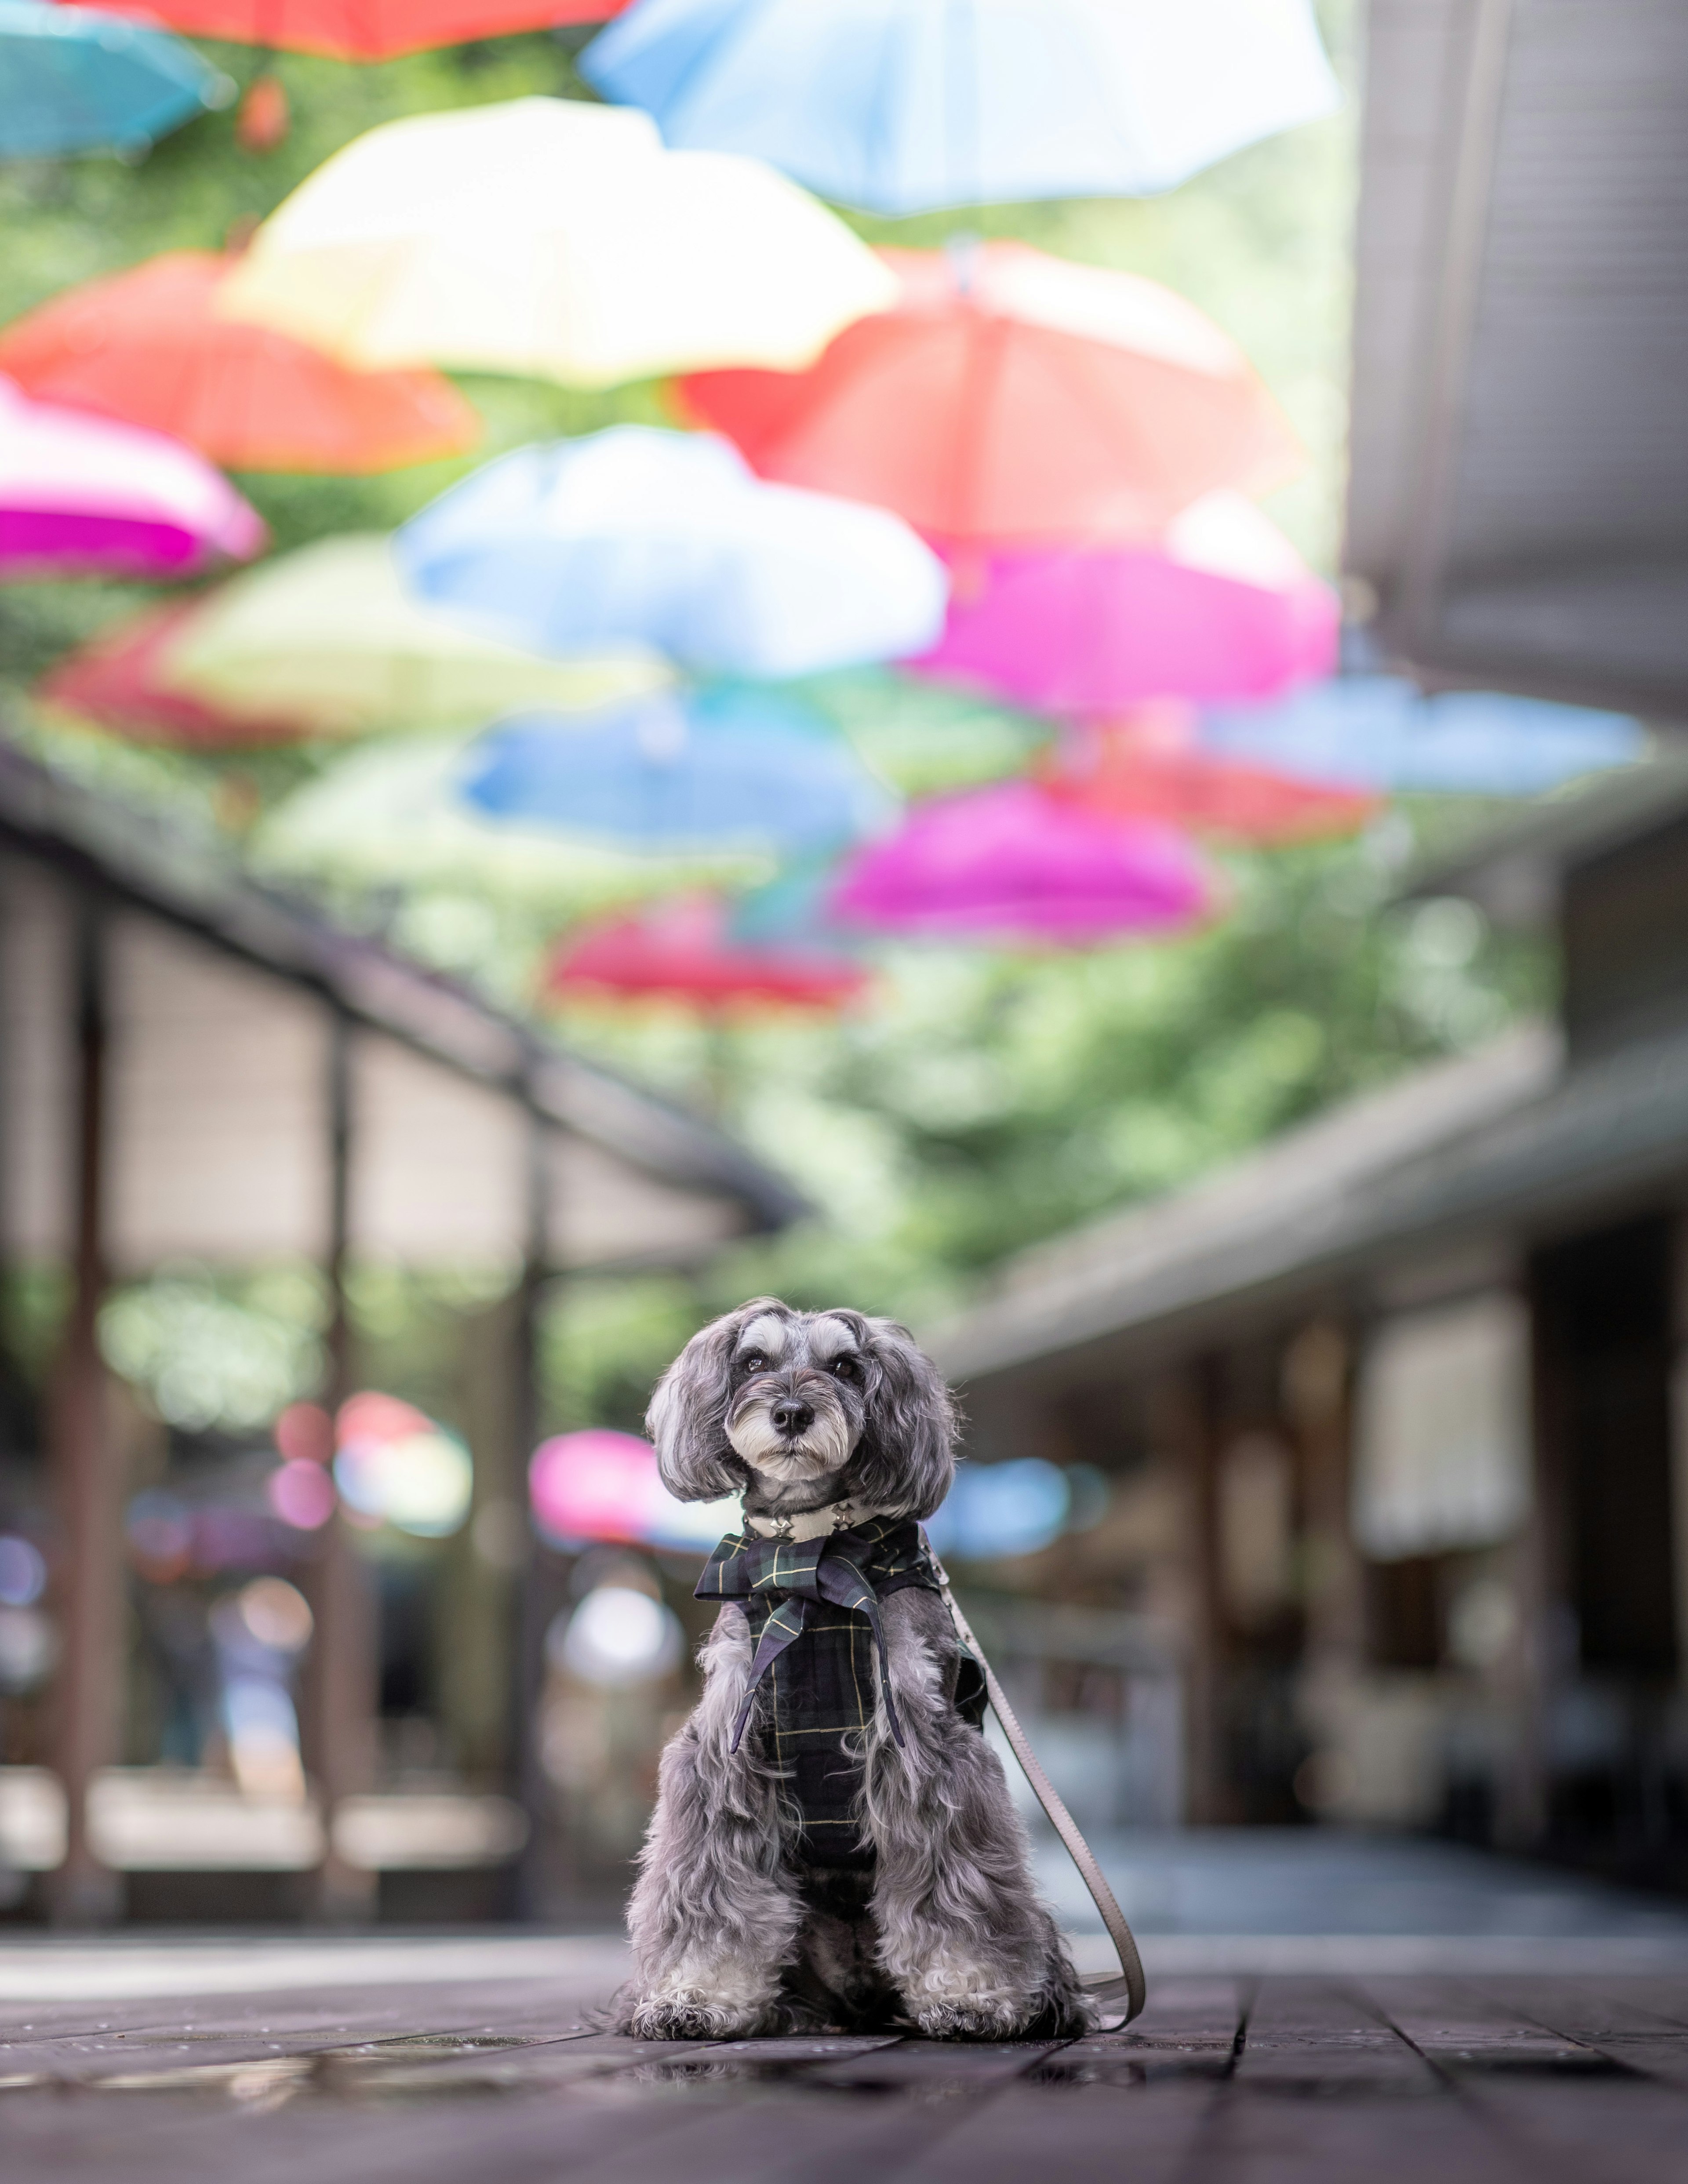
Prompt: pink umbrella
<box><xmin>0</xmin><ymin>373</ymin><xmax>264</xmax><ymax>578</ymax></box>
<box><xmin>548</xmin><ymin>892</ymin><xmax>869</xmax><ymax>1015</ymax></box>
<box><xmin>911</xmin><ymin>493</ymin><xmax>1337</xmax><ymax>716</ymax></box>
<box><xmin>829</xmin><ymin>779</ymin><xmax>1213</xmax><ymax>947</ymax></box>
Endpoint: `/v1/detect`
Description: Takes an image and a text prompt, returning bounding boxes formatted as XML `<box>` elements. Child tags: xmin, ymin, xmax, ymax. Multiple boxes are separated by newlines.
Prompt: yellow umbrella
<box><xmin>250</xmin><ymin>730</ymin><xmax>775</xmax><ymax>912</ymax></box>
<box><xmin>162</xmin><ymin>533</ymin><xmax>668</xmax><ymax>735</ymax></box>
<box><xmin>218</xmin><ymin>97</ymin><xmax>898</xmax><ymax>389</ymax></box>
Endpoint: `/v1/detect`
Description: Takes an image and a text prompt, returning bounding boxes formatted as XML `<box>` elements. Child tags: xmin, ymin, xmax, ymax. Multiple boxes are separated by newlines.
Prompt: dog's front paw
<box><xmin>914</xmin><ymin>1996</ymin><xmax>1028</xmax><ymax>2042</ymax></box>
<box><xmin>618</xmin><ymin>1990</ymin><xmax>766</xmax><ymax>2042</ymax></box>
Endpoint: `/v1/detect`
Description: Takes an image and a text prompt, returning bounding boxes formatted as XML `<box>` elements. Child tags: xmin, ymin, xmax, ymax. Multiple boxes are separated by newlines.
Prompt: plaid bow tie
<box><xmin>696</xmin><ymin>1525</ymin><xmax>908</xmax><ymax>1754</ymax></box>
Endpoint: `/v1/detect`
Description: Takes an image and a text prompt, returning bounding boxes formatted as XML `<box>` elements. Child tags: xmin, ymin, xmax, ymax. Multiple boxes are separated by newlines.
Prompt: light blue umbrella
<box><xmin>0</xmin><ymin>3</ymin><xmax>227</xmax><ymax>159</ymax></box>
<box><xmin>396</xmin><ymin>426</ymin><xmax>948</xmax><ymax>678</ymax></box>
<box><xmin>583</xmin><ymin>0</ymin><xmax>1339</xmax><ymax>218</ymax></box>
<box><xmin>1200</xmin><ymin>678</ymin><xmax>1645</xmax><ymax>796</ymax></box>
<box><xmin>458</xmin><ymin>683</ymin><xmax>897</xmax><ymax>858</ymax></box>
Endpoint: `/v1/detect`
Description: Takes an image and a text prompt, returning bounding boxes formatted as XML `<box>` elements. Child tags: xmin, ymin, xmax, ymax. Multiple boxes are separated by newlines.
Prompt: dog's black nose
<box><xmin>770</xmin><ymin>1399</ymin><xmax>814</xmax><ymax>1436</ymax></box>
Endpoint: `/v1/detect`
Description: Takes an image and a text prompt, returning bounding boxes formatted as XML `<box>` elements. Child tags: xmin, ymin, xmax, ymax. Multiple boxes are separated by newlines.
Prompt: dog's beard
<box><xmin>726</xmin><ymin>1392</ymin><xmax>859</xmax><ymax>1491</ymax></box>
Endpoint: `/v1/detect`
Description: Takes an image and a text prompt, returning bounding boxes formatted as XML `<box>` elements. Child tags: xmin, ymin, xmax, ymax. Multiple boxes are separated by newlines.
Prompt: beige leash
<box><xmin>938</xmin><ymin>1578</ymin><xmax>1147</xmax><ymax>2026</ymax></box>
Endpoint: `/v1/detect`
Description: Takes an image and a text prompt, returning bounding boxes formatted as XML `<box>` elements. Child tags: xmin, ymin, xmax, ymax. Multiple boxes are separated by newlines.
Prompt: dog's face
<box><xmin>647</xmin><ymin>1297</ymin><xmax>957</xmax><ymax>1519</ymax></box>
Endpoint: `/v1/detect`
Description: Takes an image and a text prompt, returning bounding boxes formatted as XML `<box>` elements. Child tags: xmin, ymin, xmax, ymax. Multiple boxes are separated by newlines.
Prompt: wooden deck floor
<box><xmin>8</xmin><ymin>1944</ymin><xmax>1688</xmax><ymax>2181</ymax></box>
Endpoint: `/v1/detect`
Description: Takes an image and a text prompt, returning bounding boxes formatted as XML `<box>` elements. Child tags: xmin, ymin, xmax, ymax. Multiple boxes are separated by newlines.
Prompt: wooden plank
<box><xmin>1193</xmin><ymin>2085</ymin><xmax>1543</xmax><ymax>2184</ymax></box>
<box><xmin>1466</xmin><ymin>1977</ymin><xmax>1688</xmax><ymax>2094</ymax></box>
<box><xmin>909</xmin><ymin>2081</ymin><xmax>1220</xmax><ymax>2184</ymax></box>
<box><xmin>1231</xmin><ymin>1979</ymin><xmax>1441</xmax><ymax>2093</ymax></box>
<box><xmin>797</xmin><ymin>2039</ymin><xmax>1068</xmax><ymax>2091</ymax></box>
<box><xmin>1362</xmin><ymin>1976</ymin><xmax>1615</xmax><ymax>2072</ymax></box>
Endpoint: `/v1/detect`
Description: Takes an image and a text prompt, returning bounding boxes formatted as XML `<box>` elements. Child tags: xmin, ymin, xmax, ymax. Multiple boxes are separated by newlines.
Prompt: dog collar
<box><xmin>741</xmin><ymin>1498</ymin><xmax>889</xmax><ymax>1543</ymax></box>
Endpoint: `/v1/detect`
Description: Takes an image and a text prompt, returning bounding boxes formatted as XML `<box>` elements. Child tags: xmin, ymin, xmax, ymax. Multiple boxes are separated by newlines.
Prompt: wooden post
<box><xmin>302</xmin><ymin>1013</ymin><xmax>377</xmax><ymax>1919</ymax></box>
<box><xmin>1153</xmin><ymin>1360</ymin><xmax>1227</xmax><ymax>1825</ymax></box>
<box><xmin>47</xmin><ymin>901</ymin><xmax>122</xmax><ymax>1926</ymax></box>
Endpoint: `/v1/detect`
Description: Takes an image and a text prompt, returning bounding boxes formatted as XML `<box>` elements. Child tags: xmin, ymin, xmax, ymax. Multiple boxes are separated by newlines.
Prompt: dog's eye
<box><xmin>829</xmin><ymin>1355</ymin><xmax>860</xmax><ymax>1379</ymax></box>
<box><xmin>740</xmin><ymin>1352</ymin><xmax>768</xmax><ymax>1374</ymax></box>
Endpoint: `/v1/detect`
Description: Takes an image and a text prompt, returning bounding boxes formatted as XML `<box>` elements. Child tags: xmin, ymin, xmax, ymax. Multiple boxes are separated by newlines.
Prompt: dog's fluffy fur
<box><xmin>614</xmin><ymin>1297</ymin><xmax>1090</xmax><ymax>2042</ymax></box>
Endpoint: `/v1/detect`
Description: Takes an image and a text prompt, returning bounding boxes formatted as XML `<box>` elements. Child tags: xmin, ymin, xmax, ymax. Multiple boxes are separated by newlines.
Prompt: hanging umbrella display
<box><xmin>218</xmin><ymin>98</ymin><xmax>898</xmax><ymax>389</ymax></box>
<box><xmin>830</xmin><ymin>779</ymin><xmax>1212</xmax><ymax>947</ymax></box>
<box><xmin>1199</xmin><ymin>677</ymin><xmax>1646</xmax><ymax>796</ymax></box>
<box><xmin>912</xmin><ymin>494</ymin><xmax>1338</xmax><ymax>714</ymax></box>
<box><xmin>459</xmin><ymin>683</ymin><xmax>896</xmax><ymax>859</ymax></box>
<box><xmin>792</xmin><ymin>667</ymin><xmax>1049</xmax><ymax>797</ymax></box>
<box><xmin>251</xmin><ymin>729</ymin><xmax>781</xmax><ymax>910</ymax></box>
<box><xmin>396</xmin><ymin>428</ymin><xmax>948</xmax><ymax>677</ymax></box>
<box><xmin>0</xmin><ymin>252</ymin><xmax>479</xmax><ymax>474</ymax></box>
<box><xmin>0</xmin><ymin>2</ymin><xmax>227</xmax><ymax>158</ymax></box>
<box><xmin>1043</xmin><ymin>711</ymin><xmax>1378</xmax><ymax>845</ymax></box>
<box><xmin>36</xmin><ymin>598</ymin><xmax>310</xmax><ymax>745</ymax></box>
<box><xmin>65</xmin><ymin>0</ymin><xmax>627</xmax><ymax>62</ymax></box>
<box><xmin>0</xmin><ymin>374</ymin><xmax>263</xmax><ymax>577</ymax></box>
<box><xmin>680</xmin><ymin>243</ymin><xmax>1300</xmax><ymax>546</ymax></box>
<box><xmin>582</xmin><ymin>0</ymin><xmax>1338</xmax><ymax>219</ymax></box>
<box><xmin>548</xmin><ymin>892</ymin><xmax>869</xmax><ymax>1014</ymax></box>
<box><xmin>163</xmin><ymin>534</ymin><xmax>667</xmax><ymax>736</ymax></box>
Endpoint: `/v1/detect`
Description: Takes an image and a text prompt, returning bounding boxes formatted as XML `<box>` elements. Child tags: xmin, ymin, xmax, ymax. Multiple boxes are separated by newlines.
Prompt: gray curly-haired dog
<box><xmin>613</xmin><ymin>1297</ymin><xmax>1090</xmax><ymax>2042</ymax></box>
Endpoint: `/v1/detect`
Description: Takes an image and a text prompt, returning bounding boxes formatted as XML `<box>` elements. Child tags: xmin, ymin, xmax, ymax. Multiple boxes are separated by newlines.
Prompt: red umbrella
<box><xmin>54</xmin><ymin>0</ymin><xmax>628</xmax><ymax>62</ymax></box>
<box><xmin>0</xmin><ymin>252</ymin><xmax>479</xmax><ymax>474</ymax></box>
<box><xmin>37</xmin><ymin>599</ymin><xmax>310</xmax><ymax>747</ymax></box>
<box><xmin>548</xmin><ymin>893</ymin><xmax>870</xmax><ymax>1014</ymax></box>
<box><xmin>1043</xmin><ymin>710</ymin><xmax>1379</xmax><ymax>845</ymax></box>
<box><xmin>680</xmin><ymin>241</ymin><xmax>1300</xmax><ymax>547</ymax></box>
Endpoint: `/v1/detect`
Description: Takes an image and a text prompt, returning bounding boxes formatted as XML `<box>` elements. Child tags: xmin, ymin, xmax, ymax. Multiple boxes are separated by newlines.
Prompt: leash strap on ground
<box><xmin>939</xmin><ymin>1580</ymin><xmax>1148</xmax><ymax>2025</ymax></box>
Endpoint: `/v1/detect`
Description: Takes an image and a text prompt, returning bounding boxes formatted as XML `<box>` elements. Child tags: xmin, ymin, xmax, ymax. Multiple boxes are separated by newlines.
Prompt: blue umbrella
<box><xmin>395</xmin><ymin>426</ymin><xmax>948</xmax><ymax>679</ymax></box>
<box><xmin>583</xmin><ymin>0</ymin><xmax>1339</xmax><ymax>218</ymax></box>
<box><xmin>1200</xmin><ymin>678</ymin><xmax>1645</xmax><ymax>796</ymax></box>
<box><xmin>457</xmin><ymin>683</ymin><xmax>897</xmax><ymax>858</ymax></box>
<box><xmin>0</xmin><ymin>3</ymin><xmax>227</xmax><ymax>159</ymax></box>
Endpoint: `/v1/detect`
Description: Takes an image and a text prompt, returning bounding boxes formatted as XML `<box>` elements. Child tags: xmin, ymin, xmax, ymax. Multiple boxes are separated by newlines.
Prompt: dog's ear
<box><xmin>850</xmin><ymin>1316</ymin><xmax>958</xmax><ymax>1520</ymax></box>
<box><xmin>645</xmin><ymin>1305</ymin><xmax>755</xmax><ymax>1501</ymax></box>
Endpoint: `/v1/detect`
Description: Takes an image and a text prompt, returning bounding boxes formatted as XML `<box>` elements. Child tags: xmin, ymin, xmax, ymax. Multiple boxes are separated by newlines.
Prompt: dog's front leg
<box><xmin>863</xmin><ymin>1588</ymin><xmax>1091</xmax><ymax>2040</ymax></box>
<box><xmin>617</xmin><ymin>1605</ymin><xmax>803</xmax><ymax>2039</ymax></box>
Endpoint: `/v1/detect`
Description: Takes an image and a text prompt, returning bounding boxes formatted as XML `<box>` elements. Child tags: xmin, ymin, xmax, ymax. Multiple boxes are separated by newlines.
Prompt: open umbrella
<box><xmin>218</xmin><ymin>98</ymin><xmax>897</xmax><ymax>389</ymax></box>
<box><xmin>37</xmin><ymin>599</ymin><xmax>310</xmax><ymax>745</ymax></box>
<box><xmin>792</xmin><ymin>667</ymin><xmax>1049</xmax><ymax>796</ymax></box>
<box><xmin>0</xmin><ymin>252</ymin><xmax>479</xmax><ymax>474</ymax></box>
<box><xmin>0</xmin><ymin>374</ymin><xmax>263</xmax><ymax>577</ymax></box>
<box><xmin>912</xmin><ymin>494</ymin><xmax>1338</xmax><ymax>713</ymax></box>
<box><xmin>1043</xmin><ymin>710</ymin><xmax>1377</xmax><ymax>845</ymax></box>
<box><xmin>396</xmin><ymin>428</ymin><xmax>948</xmax><ymax>677</ymax></box>
<box><xmin>459</xmin><ymin>683</ymin><xmax>896</xmax><ymax>859</ymax></box>
<box><xmin>830</xmin><ymin>778</ymin><xmax>1211</xmax><ymax>947</ymax></box>
<box><xmin>64</xmin><ymin>0</ymin><xmax>626</xmax><ymax>62</ymax></box>
<box><xmin>164</xmin><ymin>534</ymin><xmax>667</xmax><ymax>735</ymax></box>
<box><xmin>1199</xmin><ymin>678</ymin><xmax>1646</xmax><ymax>796</ymax></box>
<box><xmin>548</xmin><ymin>892</ymin><xmax>869</xmax><ymax>1014</ymax></box>
<box><xmin>680</xmin><ymin>244</ymin><xmax>1300</xmax><ymax>546</ymax></box>
<box><xmin>0</xmin><ymin>2</ymin><xmax>227</xmax><ymax>157</ymax></box>
<box><xmin>583</xmin><ymin>0</ymin><xmax>1337</xmax><ymax>218</ymax></box>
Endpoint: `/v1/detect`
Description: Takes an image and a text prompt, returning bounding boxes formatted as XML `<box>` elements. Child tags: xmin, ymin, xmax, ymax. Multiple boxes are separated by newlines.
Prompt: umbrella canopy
<box><xmin>1199</xmin><ymin>677</ymin><xmax>1647</xmax><ymax>796</ymax></box>
<box><xmin>548</xmin><ymin>892</ymin><xmax>869</xmax><ymax>1013</ymax></box>
<box><xmin>582</xmin><ymin>0</ymin><xmax>1337</xmax><ymax>218</ymax></box>
<box><xmin>63</xmin><ymin>0</ymin><xmax>626</xmax><ymax>62</ymax></box>
<box><xmin>1043</xmin><ymin>712</ymin><xmax>1377</xmax><ymax>845</ymax></box>
<box><xmin>680</xmin><ymin>243</ymin><xmax>1300</xmax><ymax>546</ymax></box>
<box><xmin>459</xmin><ymin>683</ymin><xmax>896</xmax><ymax>859</ymax></box>
<box><xmin>252</xmin><ymin>729</ymin><xmax>774</xmax><ymax>911</ymax></box>
<box><xmin>218</xmin><ymin>97</ymin><xmax>897</xmax><ymax>389</ymax></box>
<box><xmin>792</xmin><ymin>667</ymin><xmax>1049</xmax><ymax>796</ymax></box>
<box><xmin>164</xmin><ymin>533</ymin><xmax>667</xmax><ymax>736</ymax></box>
<box><xmin>830</xmin><ymin>778</ymin><xmax>1212</xmax><ymax>946</ymax></box>
<box><xmin>0</xmin><ymin>373</ymin><xmax>263</xmax><ymax>577</ymax></box>
<box><xmin>0</xmin><ymin>251</ymin><xmax>479</xmax><ymax>474</ymax></box>
<box><xmin>0</xmin><ymin>2</ymin><xmax>226</xmax><ymax>158</ymax></box>
<box><xmin>37</xmin><ymin>598</ymin><xmax>310</xmax><ymax>745</ymax></box>
<box><xmin>396</xmin><ymin>427</ymin><xmax>948</xmax><ymax>677</ymax></box>
<box><xmin>913</xmin><ymin>494</ymin><xmax>1339</xmax><ymax>714</ymax></box>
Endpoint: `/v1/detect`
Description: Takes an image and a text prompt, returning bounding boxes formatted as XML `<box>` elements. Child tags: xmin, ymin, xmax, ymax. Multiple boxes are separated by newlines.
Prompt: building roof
<box><xmin>1346</xmin><ymin>0</ymin><xmax>1688</xmax><ymax>721</ymax></box>
<box><xmin>0</xmin><ymin>740</ymin><xmax>804</xmax><ymax>1271</ymax></box>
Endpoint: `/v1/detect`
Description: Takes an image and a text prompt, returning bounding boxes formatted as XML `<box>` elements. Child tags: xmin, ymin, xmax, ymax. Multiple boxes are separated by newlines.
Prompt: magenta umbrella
<box><xmin>829</xmin><ymin>779</ymin><xmax>1213</xmax><ymax>947</ymax></box>
<box><xmin>0</xmin><ymin>372</ymin><xmax>264</xmax><ymax>577</ymax></box>
<box><xmin>911</xmin><ymin>493</ymin><xmax>1337</xmax><ymax>716</ymax></box>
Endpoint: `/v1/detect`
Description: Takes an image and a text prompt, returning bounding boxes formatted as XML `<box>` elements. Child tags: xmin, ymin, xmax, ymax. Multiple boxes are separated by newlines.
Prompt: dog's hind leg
<box><xmin>616</xmin><ymin>1606</ymin><xmax>804</xmax><ymax>2039</ymax></box>
<box><xmin>862</xmin><ymin>1588</ymin><xmax>1092</xmax><ymax>2041</ymax></box>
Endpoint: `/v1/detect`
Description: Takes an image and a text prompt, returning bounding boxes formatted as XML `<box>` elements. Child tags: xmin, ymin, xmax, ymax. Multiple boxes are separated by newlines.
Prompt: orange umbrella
<box><xmin>680</xmin><ymin>241</ymin><xmax>1301</xmax><ymax>547</ymax></box>
<box><xmin>0</xmin><ymin>251</ymin><xmax>478</xmax><ymax>474</ymax></box>
<box><xmin>50</xmin><ymin>0</ymin><xmax>627</xmax><ymax>61</ymax></box>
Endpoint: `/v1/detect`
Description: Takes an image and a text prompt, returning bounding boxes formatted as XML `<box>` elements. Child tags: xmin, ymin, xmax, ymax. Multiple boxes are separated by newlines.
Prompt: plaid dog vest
<box><xmin>696</xmin><ymin>1515</ymin><xmax>984</xmax><ymax>1870</ymax></box>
